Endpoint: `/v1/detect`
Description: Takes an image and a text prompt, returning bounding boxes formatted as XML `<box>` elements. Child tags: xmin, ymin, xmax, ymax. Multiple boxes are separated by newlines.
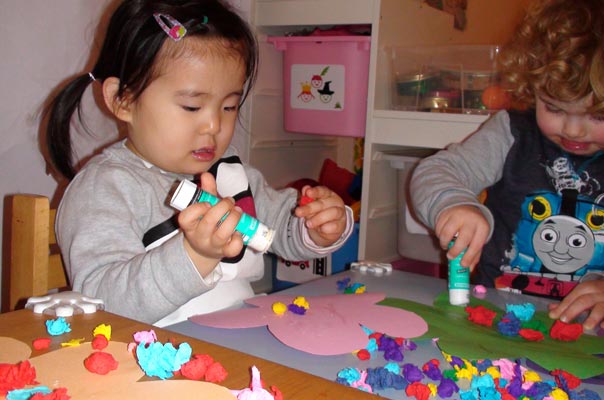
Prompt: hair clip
<box><xmin>153</xmin><ymin>13</ymin><xmax>187</xmax><ymax>41</ymax></box>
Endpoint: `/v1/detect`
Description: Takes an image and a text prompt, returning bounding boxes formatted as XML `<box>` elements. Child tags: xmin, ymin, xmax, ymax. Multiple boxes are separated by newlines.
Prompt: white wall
<box><xmin>0</xmin><ymin>0</ymin><xmax>261</xmax><ymax>308</ymax></box>
<box><xmin>0</xmin><ymin>1</ymin><xmax>118</xmax><ymax>307</ymax></box>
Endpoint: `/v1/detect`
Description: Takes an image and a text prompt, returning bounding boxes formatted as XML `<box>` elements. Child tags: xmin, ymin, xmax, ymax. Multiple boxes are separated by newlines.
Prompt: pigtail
<box><xmin>45</xmin><ymin>73</ymin><xmax>93</xmax><ymax>180</ymax></box>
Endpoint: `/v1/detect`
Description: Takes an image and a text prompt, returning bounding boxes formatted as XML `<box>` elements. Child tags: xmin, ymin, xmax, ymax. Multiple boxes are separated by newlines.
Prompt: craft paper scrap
<box><xmin>379</xmin><ymin>293</ymin><xmax>604</xmax><ymax>379</ymax></box>
<box><xmin>190</xmin><ymin>293</ymin><xmax>428</xmax><ymax>355</ymax></box>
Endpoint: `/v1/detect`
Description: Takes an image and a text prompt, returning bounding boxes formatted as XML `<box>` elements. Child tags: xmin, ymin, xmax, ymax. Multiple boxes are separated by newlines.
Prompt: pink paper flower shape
<box><xmin>190</xmin><ymin>293</ymin><xmax>428</xmax><ymax>355</ymax></box>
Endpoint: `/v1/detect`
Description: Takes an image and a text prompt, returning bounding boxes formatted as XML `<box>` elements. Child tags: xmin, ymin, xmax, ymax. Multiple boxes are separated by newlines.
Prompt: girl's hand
<box><xmin>294</xmin><ymin>185</ymin><xmax>347</xmax><ymax>247</ymax></box>
<box><xmin>178</xmin><ymin>173</ymin><xmax>244</xmax><ymax>275</ymax></box>
<box><xmin>435</xmin><ymin>205</ymin><xmax>490</xmax><ymax>270</ymax></box>
<box><xmin>548</xmin><ymin>279</ymin><xmax>604</xmax><ymax>331</ymax></box>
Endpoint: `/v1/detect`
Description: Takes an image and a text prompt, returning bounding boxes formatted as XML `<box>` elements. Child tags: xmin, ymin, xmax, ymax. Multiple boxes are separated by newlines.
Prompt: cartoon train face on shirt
<box><xmin>509</xmin><ymin>189</ymin><xmax>604</xmax><ymax>276</ymax></box>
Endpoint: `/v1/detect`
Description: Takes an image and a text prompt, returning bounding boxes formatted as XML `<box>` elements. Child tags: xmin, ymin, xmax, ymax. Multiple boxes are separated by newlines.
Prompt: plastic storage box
<box><xmin>388</xmin><ymin>45</ymin><xmax>508</xmax><ymax>114</ymax></box>
<box><xmin>268</xmin><ymin>36</ymin><xmax>371</xmax><ymax>137</ymax></box>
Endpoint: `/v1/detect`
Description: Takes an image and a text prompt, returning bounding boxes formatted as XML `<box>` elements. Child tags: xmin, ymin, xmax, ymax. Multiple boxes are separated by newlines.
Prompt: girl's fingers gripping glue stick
<box><xmin>448</xmin><ymin>240</ymin><xmax>470</xmax><ymax>306</ymax></box>
<box><xmin>170</xmin><ymin>179</ymin><xmax>274</xmax><ymax>253</ymax></box>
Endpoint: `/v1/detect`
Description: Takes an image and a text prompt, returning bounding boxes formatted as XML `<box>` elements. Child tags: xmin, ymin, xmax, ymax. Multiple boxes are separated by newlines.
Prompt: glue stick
<box><xmin>170</xmin><ymin>179</ymin><xmax>274</xmax><ymax>253</ymax></box>
<box><xmin>448</xmin><ymin>240</ymin><xmax>470</xmax><ymax>306</ymax></box>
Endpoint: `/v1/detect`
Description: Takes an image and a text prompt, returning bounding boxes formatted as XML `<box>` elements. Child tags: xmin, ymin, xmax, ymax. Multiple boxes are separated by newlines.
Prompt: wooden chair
<box><xmin>5</xmin><ymin>194</ymin><xmax>68</xmax><ymax>311</ymax></box>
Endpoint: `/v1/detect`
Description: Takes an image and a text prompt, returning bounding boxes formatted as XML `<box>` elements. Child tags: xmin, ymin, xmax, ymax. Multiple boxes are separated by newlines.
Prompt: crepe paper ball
<box><xmin>366</xmin><ymin>368</ymin><xmax>407</xmax><ymax>391</ymax></box>
<box><xmin>336</xmin><ymin>277</ymin><xmax>351</xmax><ymax>291</ymax></box>
<box><xmin>32</xmin><ymin>338</ymin><xmax>52</xmax><ymax>350</ymax></box>
<box><xmin>299</xmin><ymin>195</ymin><xmax>314</xmax><ymax>206</ymax></box>
<box><xmin>403</xmin><ymin>363</ymin><xmax>424</xmax><ymax>383</ymax></box>
<box><xmin>481</xmin><ymin>85</ymin><xmax>511</xmax><ymax>110</ymax></box>
<box><xmin>456</xmin><ymin>367</ymin><xmax>475</xmax><ymax>381</ymax></box>
<box><xmin>550</xmin><ymin>387</ymin><xmax>570</xmax><ymax>400</ymax></box>
<box><xmin>270</xmin><ymin>385</ymin><xmax>283</xmax><ymax>400</ymax></box>
<box><xmin>492</xmin><ymin>359</ymin><xmax>519</xmax><ymax>381</ymax></box>
<box><xmin>521</xmin><ymin>319</ymin><xmax>548</xmax><ymax>334</ymax></box>
<box><xmin>0</xmin><ymin>361</ymin><xmax>38</xmax><ymax>395</ymax></box>
<box><xmin>384</xmin><ymin>362</ymin><xmax>401</xmax><ymax>375</ymax></box>
<box><xmin>485</xmin><ymin>366</ymin><xmax>501</xmax><ymax>380</ymax></box>
<box><xmin>351</xmin><ymin>370</ymin><xmax>373</xmax><ymax>393</ymax></box>
<box><xmin>403</xmin><ymin>339</ymin><xmax>418</xmax><ymax>351</ymax></box>
<box><xmin>344</xmin><ymin>282</ymin><xmax>366</xmax><ymax>294</ymax></box>
<box><xmin>357</xmin><ymin>349</ymin><xmax>371</xmax><ymax>360</ymax></box>
<box><xmin>231</xmin><ymin>366</ymin><xmax>274</xmax><ymax>399</ymax></box>
<box><xmin>93</xmin><ymin>324</ymin><xmax>112</xmax><ymax>341</ymax></box>
<box><xmin>366</xmin><ymin>338</ymin><xmax>378</xmax><ymax>352</ymax></box>
<box><xmin>506</xmin><ymin>303</ymin><xmax>536</xmax><ymax>322</ymax></box>
<box><xmin>550</xmin><ymin>320</ymin><xmax>583</xmax><ymax>341</ymax></box>
<box><xmin>337</xmin><ymin>367</ymin><xmax>362</xmax><ymax>384</ymax></box>
<box><xmin>292</xmin><ymin>296</ymin><xmax>309</xmax><ymax>309</ymax></box>
<box><xmin>287</xmin><ymin>303</ymin><xmax>306</xmax><ymax>315</ymax></box>
<box><xmin>573</xmin><ymin>388</ymin><xmax>602</xmax><ymax>400</ymax></box>
<box><xmin>497</xmin><ymin>312</ymin><xmax>522</xmax><ymax>336</ymax></box>
<box><xmin>271</xmin><ymin>302</ymin><xmax>287</xmax><ymax>315</ymax></box>
<box><xmin>353</xmin><ymin>284</ymin><xmax>366</xmax><ymax>294</ymax></box>
<box><xmin>377</xmin><ymin>335</ymin><xmax>397</xmax><ymax>351</ymax></box>
<box><xmin>551</xmin><ymin>369</ymin><xmax>581</xmax><ymax>390</ymax></box>
<box><xmin>406</xmin><ymin>381</ymin><xmax>432</xmax><ymax>400</ymax></box>
<box><xmin>45</xmin><ymin>318</ymin><xmax>71</xmax><ymax>336</ymax></box>
<box><xmin>368</xmin><ymin>332</ymin><xmax>382</xmax><ymax>343</ymax></box>
<box><xmin>465</xmin><ymin>305</ymin><xmax>498</xmax><ymax>327</ymax></box>
<box><xmin>470</xmin><ymin>374</ymin><xmax>497</xmax><ymax>393</ymax></box>
<box><xmin>473</xmin><ymin>285</ymin><xmax>487</xmax><ymax>295</ymax></box>
<box><xmin>92</xmin><ymin>334</ymin><xmax>109</xmax><ymax>350</ymax></box>
<box><xmin>205</xmin><ymin>362</ymin><xmax>228</xmax><ymax>383</ymax></box>
<box><xmin>437</xmin><ymin>378</ymin><xmax>459</xmax><ymax>398</ymax></box>
<box><xmin>449</xmin><ymin>356</ymin><xmax>465</xmax><ymax>370</ymax></box>
<box><xmin>6</xmin><ymin>386</ymin><xmax>52</xmax><ymax>399</ymax></box>
<box><xmin>427</xmin><ymin>382</ymin><xmax>438</xmax><ymax>396</ymax></box>
<box><xmin>422</xmin><ymin>360</ymin><xmax>443</xmax><ymax>381</ymax></box>
<box><xmin>179</xmin><ymin>356</ymin><xmax>207</xmax><ymax>381</ymax></box>
<box><xmin>135</xmin><ymin>341</ymin><xmax>192</xmax><ymax>380</ymax></box>
<box><xmin>519</xmin><ymin>328</ymin><xmax>545</xmax><ymax>341</ymax></box>
<box><xmin>133</xmin><ymin>329</ymin><xmax>157</xmax><ymax>344</ymax></box>
<box><xmin>84</xmin><ymin>351</ymin><xmax>118</xmax><ymax>375</ymax></box>
<box><xmin>29</xmin><ymin>387</ymin><xmax>70</xmax><ymax>400</ymax></box>
<box><xmin>384</xmin><ymin>348</ymin><xmax>404</xmax><ymax>362</ymax></box>
<box><xmin>193</xmin><ymin>353</ymin><xmax>215</xmax><ymax>368</ymax></box>
<box><xmin>61</xmin><ymin>338</ymin><xmax>85</xmax><ymax>347</ymax></box>
<box><xmin>523</xmin><ymin>381</ymin><xmax>554</xmax><ymax>398</ymax></box>
<box><xmin>475</xmin><ymin>359</ymin><xmax>493</xmax><ymax>373</ymax></box>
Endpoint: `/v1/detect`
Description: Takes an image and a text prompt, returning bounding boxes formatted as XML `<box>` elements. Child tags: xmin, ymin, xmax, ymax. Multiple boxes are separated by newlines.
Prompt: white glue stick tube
<box><xmin>448</xmin><ymin>240</ymin><xmax>470</xmax><ymax>306</ymax></box>
<box><xmin>170</xmin><ymin>179</ymin><xmax>275</xmax><ymax>253</ymax></box>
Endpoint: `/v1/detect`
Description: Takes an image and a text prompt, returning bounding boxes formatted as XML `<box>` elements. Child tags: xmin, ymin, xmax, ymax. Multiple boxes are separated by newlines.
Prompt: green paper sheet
<box><xmin>380</xmin><ymin>292</ymin><xmax>604</xmax><ymax>379</ymax></box>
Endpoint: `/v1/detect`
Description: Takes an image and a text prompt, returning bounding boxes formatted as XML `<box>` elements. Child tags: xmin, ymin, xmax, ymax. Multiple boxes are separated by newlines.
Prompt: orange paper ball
<box><xmin>481</xmin><ymin>85</ymin><xmax>511</xmax><ymax>110</ymax></box>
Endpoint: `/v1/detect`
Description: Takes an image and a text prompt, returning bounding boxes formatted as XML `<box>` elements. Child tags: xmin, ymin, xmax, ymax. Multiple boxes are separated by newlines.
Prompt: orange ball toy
<box><xmin>481</xmin><ymin>85</ymin><xmax>511</xmax><ymax>110</ymax></box>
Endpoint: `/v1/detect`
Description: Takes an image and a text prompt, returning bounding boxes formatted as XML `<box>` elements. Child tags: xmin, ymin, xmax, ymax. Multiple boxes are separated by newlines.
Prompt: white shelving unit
<box><xmin>252</xmin><ymin>0</ymin><xmax>527</xmax><ymax>264</ymax></box>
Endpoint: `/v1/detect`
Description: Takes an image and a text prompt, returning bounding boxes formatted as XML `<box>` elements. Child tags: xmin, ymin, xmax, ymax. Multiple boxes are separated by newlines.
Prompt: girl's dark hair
<box><xmin>45</xmin><ymin>0</ymin><xmax>258</xmax><ymax>179</ymax></box>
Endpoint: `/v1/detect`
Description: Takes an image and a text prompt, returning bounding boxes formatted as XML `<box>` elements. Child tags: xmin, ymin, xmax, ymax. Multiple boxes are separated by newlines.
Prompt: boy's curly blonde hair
<box><xmin>499</xmin><ymin>0</ymin><xmax>604</xmax><ymax>112</ymax></box>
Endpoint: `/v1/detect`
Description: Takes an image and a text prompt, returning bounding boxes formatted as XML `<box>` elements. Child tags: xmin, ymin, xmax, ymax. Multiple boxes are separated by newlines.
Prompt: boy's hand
<box><xmin>435</xmin><ymin>205</ymin><xmax>490</xmax><ymax>270</ymax></box>
<box><xmin>548</xmin><ymin>279</ymin><xmax>604</xmax><ymax>331</ymax></box>
<box><xmin>178</xmin><ymin>173</ymin><xmax>244</xmax><ymax>274</ymax></box>
<box><xmin>294</xmin><ymin>185</ymin><xmax>347</xmax><ymax>247</ymax></box>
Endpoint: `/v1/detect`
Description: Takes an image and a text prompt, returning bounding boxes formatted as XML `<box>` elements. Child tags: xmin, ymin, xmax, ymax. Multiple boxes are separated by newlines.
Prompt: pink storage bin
<box><xmin>268</xmin><ymin>36</ymin><xmax>371</xmax><ymax>137</ymax></box>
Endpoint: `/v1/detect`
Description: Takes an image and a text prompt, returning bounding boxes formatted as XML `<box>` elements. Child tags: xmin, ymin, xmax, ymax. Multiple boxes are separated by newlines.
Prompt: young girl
<box><xmin>45</xmin><ymin>0</ymin><xmax>353</xmax><ymax>326</ymax></box>
<box><xmin>411</xmin><ymin>0</ymin><xmax>604</xmax><ymax>330</ymax></box>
